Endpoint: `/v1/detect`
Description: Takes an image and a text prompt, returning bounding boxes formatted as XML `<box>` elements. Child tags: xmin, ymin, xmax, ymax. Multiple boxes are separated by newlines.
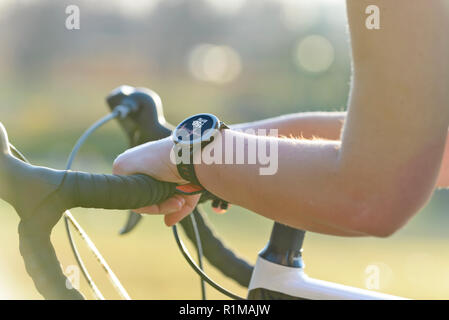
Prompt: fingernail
<box><xmin>167</xmin><ymin>202</ymin><xmax>182</xmax><ymax>214</ymax></box>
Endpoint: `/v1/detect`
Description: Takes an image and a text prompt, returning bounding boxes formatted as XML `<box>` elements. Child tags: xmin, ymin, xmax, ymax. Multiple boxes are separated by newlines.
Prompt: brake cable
<box><xmin>172</xmin><ymin>225</ymin><xmax>244</xmax><ymax>300</ymax></box>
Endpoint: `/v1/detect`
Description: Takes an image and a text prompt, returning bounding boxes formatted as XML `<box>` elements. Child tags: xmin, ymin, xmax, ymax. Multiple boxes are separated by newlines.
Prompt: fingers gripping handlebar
<box><xmin>0</xmin><ymin>122</ymin><xmax>176</xmax><ymax>299</ymax></box>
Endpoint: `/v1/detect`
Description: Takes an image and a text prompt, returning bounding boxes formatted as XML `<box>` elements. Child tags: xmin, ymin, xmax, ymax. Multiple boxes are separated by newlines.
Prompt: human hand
<box><xmin>112</xmin><ymin>137</ymin><xmax>201</xmax><ymax>226</ymax></box>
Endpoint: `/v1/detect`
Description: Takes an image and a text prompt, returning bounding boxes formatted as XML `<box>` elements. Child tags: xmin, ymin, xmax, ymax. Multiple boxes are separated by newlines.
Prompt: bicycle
<box><xmin>0</xmin><ymin>85</ymin><xmax>404</xmax><ymax>300</ymax></box>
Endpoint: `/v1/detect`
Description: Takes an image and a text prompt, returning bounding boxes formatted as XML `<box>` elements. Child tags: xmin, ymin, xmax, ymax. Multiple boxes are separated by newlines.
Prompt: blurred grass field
<box><xmin>2</xmin><ymin>198</ymin><xmax>449</xmax><ymax>300</ymax></box>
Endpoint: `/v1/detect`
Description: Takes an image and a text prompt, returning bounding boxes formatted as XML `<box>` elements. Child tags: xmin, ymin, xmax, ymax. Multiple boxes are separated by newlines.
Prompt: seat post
<box><xmin>259</xmin><ymin>222</ymin><xmax>306</xmax><ymax>268</ymax></box>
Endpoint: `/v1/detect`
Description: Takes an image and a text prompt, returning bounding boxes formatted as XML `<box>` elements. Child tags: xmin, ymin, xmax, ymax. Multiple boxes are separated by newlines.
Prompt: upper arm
<box><xmin>339</xmin><ymin>0</ymin><xmax>449</xmax><ymax>231</ymax></box>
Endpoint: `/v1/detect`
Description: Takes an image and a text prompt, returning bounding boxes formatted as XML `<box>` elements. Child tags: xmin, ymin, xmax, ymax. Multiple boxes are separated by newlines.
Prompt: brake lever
<box><xmin>106</xmin><ymin>85</ymin><xmax>173</xmax><ymax>144</ymax></box>
<box><xmin>119</xmin><ymin>211</ymin><xmax>142</xmax><ymax>235</ymax></box>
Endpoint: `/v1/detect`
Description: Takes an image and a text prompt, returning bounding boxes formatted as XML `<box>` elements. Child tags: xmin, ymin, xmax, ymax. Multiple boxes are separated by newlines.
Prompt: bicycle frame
<box><xmin>247</xmin><ymin>223</ymin><xmax>404</xmax><ymax>300</ymax></box>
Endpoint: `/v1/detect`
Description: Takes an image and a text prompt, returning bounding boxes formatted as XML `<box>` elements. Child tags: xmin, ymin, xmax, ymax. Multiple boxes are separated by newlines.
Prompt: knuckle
<box><xmin>112</xmin><ymin>154</ymin><xmax>128</xmax><ymax>175</ymax></box>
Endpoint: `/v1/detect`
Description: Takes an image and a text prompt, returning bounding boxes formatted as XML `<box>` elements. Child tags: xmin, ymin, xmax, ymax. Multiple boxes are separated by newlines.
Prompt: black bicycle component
<box><xmin>0</xmin><ymin>122</ymin><xmax>176</xmax><ymax>299</ymax></box>
<box><xmin>246</xmin><ymin>224</ymin><xmax>307</xmax><ymax>300</ymax></box>
<box><xmin>259</xmin><ymin>223</ymin><xmax>305</xmax><ymax>268</ymax></box>
<box><xmin>119</xmin><ymin>211</ymin><xmax>142</xmax><ymax>235</ymax></box>
<box><xmin>107</xmin><ymin>85</ymin><xmax>173</xmax><ymax>146</ymax></box>
<box><xmin>172</xmin><ymin>224</ymin><xmax>244</xmax><ymax>300</ymax></box>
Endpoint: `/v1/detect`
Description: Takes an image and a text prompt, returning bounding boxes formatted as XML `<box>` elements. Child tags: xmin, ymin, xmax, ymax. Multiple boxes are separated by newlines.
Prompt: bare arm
<box><xmin>194</xmin><ymin>0</ymin><xmax>449</xmax><ymax>237</ymax></box>
<box><xmin>234</xmin><ymin>112</ymin><xmax>449</xmax><ymax>189</ymax></box>
<box><xmin>231</xmin><ymin>112</ymin><xmax>346</xmax><ymax>140</ymax></box>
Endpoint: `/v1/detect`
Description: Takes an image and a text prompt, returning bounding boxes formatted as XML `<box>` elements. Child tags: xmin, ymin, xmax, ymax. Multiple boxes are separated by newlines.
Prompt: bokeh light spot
<box><xmin>188</xmin><ymin>44</ymin><xmax>242</xmax><ymax>84</ymax></box>
<box><xmin>294</xmin><ymin>35</ymin><xmax>335</xmax><ymax>73</ymax></box>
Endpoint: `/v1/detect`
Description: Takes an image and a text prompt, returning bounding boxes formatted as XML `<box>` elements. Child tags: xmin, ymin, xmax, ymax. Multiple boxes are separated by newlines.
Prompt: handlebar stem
<box><xmin>259</xmin><ymin>223</ymin><xmax>305</xmax><ymax>268</ymax></box>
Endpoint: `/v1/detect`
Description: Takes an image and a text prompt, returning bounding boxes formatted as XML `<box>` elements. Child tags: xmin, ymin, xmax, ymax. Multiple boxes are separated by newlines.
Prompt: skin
<box><xmin>113</xmin><ymin>0</ymin><xmax>449</xmax><ymax>237</ymax></box>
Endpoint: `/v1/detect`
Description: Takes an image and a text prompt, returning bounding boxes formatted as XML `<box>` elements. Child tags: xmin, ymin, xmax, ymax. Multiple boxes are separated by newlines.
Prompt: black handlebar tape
<box><xmin>179</xmin><ymin>206</ymin><xmax>254</xmax><ymax>287</ymax></box>
<box><xmin>61</xmin><ymin>172</ymin><xmax>177</xmax><ymax>211</ymax></box>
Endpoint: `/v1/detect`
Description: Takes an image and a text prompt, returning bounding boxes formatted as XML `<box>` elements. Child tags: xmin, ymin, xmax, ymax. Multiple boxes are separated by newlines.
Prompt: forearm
<box><xmin>231</xmin><ymin>112</ymin><xmax>346</xmax><ymax>140</ymax></box>
<box><xmin>196</xmin><ymin>130</ymin><xmax>370</xmax><ymax>236</ymax></box>
<box><xmin>219</xmin><ymin>114</ymin><xmax>367</xmax><ymax>236</ymax></box>
<box><xmin>233</xmin><ymin>113</ymin><xmax>449</xmax><ymax>188</ymax></box>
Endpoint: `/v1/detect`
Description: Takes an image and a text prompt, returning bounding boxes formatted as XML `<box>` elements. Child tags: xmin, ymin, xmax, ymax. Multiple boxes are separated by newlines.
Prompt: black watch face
<box><xmin>173</xmin><ymin>113</ymin><xmax>218</xmax><ymax>145</ymax></box>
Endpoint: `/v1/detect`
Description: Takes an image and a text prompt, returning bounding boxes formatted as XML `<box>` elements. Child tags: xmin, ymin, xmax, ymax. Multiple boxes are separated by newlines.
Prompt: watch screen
<box><xmin>174</xmin><ymin>114</ymin><xmax>218</xmax><ymax>144</ymax></box>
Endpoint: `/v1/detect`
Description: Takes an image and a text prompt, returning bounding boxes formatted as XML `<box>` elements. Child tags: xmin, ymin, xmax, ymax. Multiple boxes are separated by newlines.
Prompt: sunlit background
<box><xmin>1</xmin><ymin>0</ymin><xmax>449</xmax><ymax>300</ymax></box>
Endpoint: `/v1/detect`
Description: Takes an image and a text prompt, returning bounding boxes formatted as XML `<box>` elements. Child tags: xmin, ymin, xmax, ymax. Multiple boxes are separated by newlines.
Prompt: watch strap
<box><xmin>176</xmin><ymin>147</ymin><xmax>203</xmax><ymax>187</ymax></box>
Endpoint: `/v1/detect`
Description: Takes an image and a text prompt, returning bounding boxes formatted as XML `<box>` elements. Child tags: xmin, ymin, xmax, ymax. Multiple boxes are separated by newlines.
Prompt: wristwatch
<box><xmin>172</xmin><ymin>113</ymin><xmax>230</xmax><ymax>213</ymax></box>
<box><xmin>172</xmin><ymin>113</ymin><xmax>229</xmax><ymax>187</ymax></box>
